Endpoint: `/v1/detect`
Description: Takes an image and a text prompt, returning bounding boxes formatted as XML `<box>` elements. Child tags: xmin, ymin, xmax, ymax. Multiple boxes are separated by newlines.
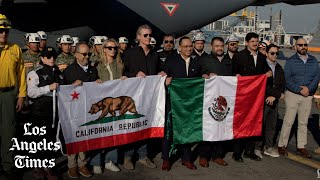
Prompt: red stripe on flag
<box><xmin>65</xmin><ymin>127</ymin><xmax>164</xmax><ymax>154</ymax></box>
<box><xmin>233</xmin><ymin>75</ymin><xmax>267</xmax><ymax>139</ymax></box>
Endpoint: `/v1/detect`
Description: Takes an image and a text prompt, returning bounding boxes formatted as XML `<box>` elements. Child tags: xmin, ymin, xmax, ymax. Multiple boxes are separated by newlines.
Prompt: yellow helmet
<box><xmin>0</xmin><ymin>14</ymin><xmax>12</xmax><ymax>29</ymax></box>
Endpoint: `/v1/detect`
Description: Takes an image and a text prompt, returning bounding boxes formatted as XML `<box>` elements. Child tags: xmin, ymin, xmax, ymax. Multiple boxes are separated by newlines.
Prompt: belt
<box><xmin>0</xmin><ymin>86</ymin><xmax>15</xmax><ymax>92</ymax></box>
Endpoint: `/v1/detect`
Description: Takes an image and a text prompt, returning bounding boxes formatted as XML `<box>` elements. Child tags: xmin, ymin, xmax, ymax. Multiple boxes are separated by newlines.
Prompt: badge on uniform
<box><xmin>59</xmin><ymin>75</ymin><xmax>64</xmax><ymax>79</ymax></box>
<box><xmin>42</xmin><ymin>75</ymin><xmax>48</xmax><ymax>80</ymax></box>
<box><xmin>160</xmin><ymin>58</ymin><xmax>166</xmax><ymax>62</ymax></box>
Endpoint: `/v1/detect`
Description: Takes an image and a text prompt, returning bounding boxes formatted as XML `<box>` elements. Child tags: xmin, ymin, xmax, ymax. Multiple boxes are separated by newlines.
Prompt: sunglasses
<box><xmin>229</xmin><ymin>42</ymin><xmax>238</xmax><ymax>46</ymax></box>
<box><xmin>78</xmin><ymin>52</ymin><xmax>92</xmax><ymax>57</ymax></box>
<box><xmin>164</xmin><ymin>40</ymin><xmax>174</xmax><ymax>44</ymax></box>
<box><xmin>143</xmin><ymin>34</ymin><xmax>152</xmax><ymax>38</ymax></box>
<box><xmin>269</xmin><ymin>52</ymin><xmax>279</xmax><ymax>56</ymax></box>
<box><xmin>297</xmin><ymin>44</ymin><xmax>308</xmax><ymax>47</ymax></box>
<box><xmin>0</xmin><ymin>28</ymin><xmax>9</xmax><ymax>34</ymax></box>
<box><xmin>104</xmin><ymin>46</ymin><xmax>118</xmax><ymax>51</ymax></box>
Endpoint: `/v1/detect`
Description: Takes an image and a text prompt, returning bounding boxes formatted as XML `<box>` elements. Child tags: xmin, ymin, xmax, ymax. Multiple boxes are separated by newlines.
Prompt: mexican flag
<box><xmin>170</xmin><ymin>75</ymin><xmax>267</xmax><ymax>144</ymax></box>
<box><xmin>57</xmin><ymin>75</ymin><xmax>166</xmax><ymax>154</ymax></box>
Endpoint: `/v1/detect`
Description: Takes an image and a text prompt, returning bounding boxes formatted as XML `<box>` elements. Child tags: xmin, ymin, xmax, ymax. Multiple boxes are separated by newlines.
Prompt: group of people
<box><xmin>0</xmin><ymin>13</ymin><xmax>320</xmax><ymax>180</ymax></box>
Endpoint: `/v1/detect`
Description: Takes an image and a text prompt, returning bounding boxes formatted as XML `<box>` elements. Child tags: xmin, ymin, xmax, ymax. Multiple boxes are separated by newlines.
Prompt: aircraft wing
<box><xmin>1</xmin><ymin>0</ymin><xmax>320</xmax><ymax>40</ymax></box>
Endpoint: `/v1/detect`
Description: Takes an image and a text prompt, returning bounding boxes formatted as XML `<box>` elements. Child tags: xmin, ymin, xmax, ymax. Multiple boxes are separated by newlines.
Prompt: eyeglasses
<box><xmin>78</xmin><ymin>52</ymin><xmax>92</xmax><ymax>57</ymax></box>
<box><xmin>181</xmin><ymin>45</ymin><xmax>193</xmax><ymax>48</ymax></box>
<box><xmin>297</xmin><ymin>44</ymin><xmax>308</xmax><ymax>47</ymax></box>
<box><xmin>164</xmin><ymin>40</ymin><xmax>174</xmax><ymax>44</ymax></box>
<box><xmin>229</xmin><ymin>42</ymin><xmax>238</xmax><ymax>46</ymax></box>
<box><xmin>104</xmin><ymin>46</ymin><xmax>118</xmax><ymax>51</ymax></box>
<box><xmin>269</xmin><ymin>52</ymin><xmax>279</xmax><ymax>56</ymax></box>
<box><xmin>0</xmin><ymin>28</ymin><xmax>9</xmax><ymax>34</ymax></box>
<box><xmin>143</xmin><ymin>34</ymin><xmax>152</xmax><ymax>38</ymax></box>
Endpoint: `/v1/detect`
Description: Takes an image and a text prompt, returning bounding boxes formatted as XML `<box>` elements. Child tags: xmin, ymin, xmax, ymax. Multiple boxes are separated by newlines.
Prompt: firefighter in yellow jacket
<box><xmin>0</xmin><ymin>14</ymin><xmax>26</xmax><ymax>179</ymax></box>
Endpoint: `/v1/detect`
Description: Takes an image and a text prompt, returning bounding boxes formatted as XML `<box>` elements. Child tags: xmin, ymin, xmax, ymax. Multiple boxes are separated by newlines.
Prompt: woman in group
<box><xmin>90</xmin><ymin>38</ymin><xmax>126</xmax><ymax>174</ymax></box>
<box><xmin>27</xmin><ymin>47</ymin><xmax>64</xmax><ymax>180</ymax></box>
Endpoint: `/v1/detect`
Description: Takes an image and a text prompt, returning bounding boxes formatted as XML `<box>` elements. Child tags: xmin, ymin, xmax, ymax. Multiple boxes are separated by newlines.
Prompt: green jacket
<box><xmin>96</xmin><ymin>60</ymin><xmax>123</xmax><ymax>81</ymax></box>
<box><xmin>22</xmin><ymin>50</ymin><xmax>41</xmax><ymax>75</ymax></box>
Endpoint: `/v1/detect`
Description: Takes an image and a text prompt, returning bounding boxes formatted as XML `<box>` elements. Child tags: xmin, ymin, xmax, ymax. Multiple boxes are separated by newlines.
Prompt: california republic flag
<box><xmin>170</xmin><ymin>75</ymin><xmax>267</xmax><ymax>144</ymax></box>
<box><xmin>57</xmin><ymin>75</ymin><xmax>166</xmax><ymax>154</ymax></box>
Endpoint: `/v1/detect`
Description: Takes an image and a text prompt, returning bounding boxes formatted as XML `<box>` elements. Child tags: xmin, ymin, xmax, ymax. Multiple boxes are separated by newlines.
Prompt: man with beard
<box><xmin>198</xmin><ymin>37</ymin><xmax>231</xmax><ymax>168</ymax></box>
<box><xmin>278</xmin><ymin>38</ymin><xmax>319</xmax><ymax>158</ymax></box>
<box><xmin>191</xmin><ymin>32</ymin><xmax>207</xmax><ymax>58</ymax></box>
<box><xmin>157</xmin><ymin>34</ymin><xmax>176</xmax><ymax>70</ymax></box>
<box><xmin>225</xmin><ymin>35</ymin><xmax>239</xmax><ymax>60</ymax></box>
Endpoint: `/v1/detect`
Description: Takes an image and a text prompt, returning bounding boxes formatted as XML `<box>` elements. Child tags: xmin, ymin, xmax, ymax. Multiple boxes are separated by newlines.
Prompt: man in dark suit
<box><xmin>162</xmin><ymin>36</ymin><xmax>206</xmax><ymax>171</ymax></box>
<box><xmin>232</xmin><ymin>32</ymin><xmax>272</xmax><ymax>162</ymax></box>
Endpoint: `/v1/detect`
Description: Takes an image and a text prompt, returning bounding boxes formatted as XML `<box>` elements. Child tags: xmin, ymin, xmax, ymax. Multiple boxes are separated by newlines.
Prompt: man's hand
<box><xmin>120</xmin><ymin>76</ymin><xmax>128</xmax><ymax>80</ymax></box>
<box><xmin>49</xmin><ymin>83</ymin><xmax>59</xmax><ymax>90</ymax></box>
<box><xmin>236</xmin><ymin>74</ymin><xmax>241</xmax><ymax>77</ymax></box>
<box><xmin>280</xmin><ymin>93</ymin><xmax>285</xmax><ymax>100</ymax></box>
<box><xmin>209</xmin><ymin>73</ymin><xmax>217</xmax><ymax>77</ymax></box>
<box><xmin>73</xmin><ymin>80</ymin><xmax>83</xmax><ymax>86</ymax></box>
<box><xmin>299</xmin><ymin>86</ymin><xmax>309</xmax><ymax>97</ymax></box>
<box><xmin>136</xmin><ymin>71</ymin><xmax>146</xmax><ymax>78</ymax></box>
<box><xmin>266</xmin><ymin>96</ymin><xmax>276</xmax><ymax>106</ymax></box>
<box><xmin>16</xmin><ymin>97</ymin><xmax>24</xmax><ymax>112</ymax></box>
<box><xmin>202</xmin><ymin>74</ymin><xmax>209</xmax><ymax>79</ymax></box>
<box><xmin>95</xmin><ymin>79</ymin><xmax>103</xmax><ymax>84</ymax></box>
<box><xmin>165</xmin><ymin>77</ymin><xmax>172</xmax><ymax>86</ymax></box>
<box><xmin>266</xmin><ymin>70</ymin><xmax>273</xmax><ymax>78</ymax></box>
<box><xmin>158</xmin><ymin>71</ymin><xmax>167</xmax><ymax>77</ymax></box>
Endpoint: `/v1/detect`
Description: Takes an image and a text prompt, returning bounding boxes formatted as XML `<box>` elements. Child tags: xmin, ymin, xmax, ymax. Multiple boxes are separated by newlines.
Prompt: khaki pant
<box><xmin>67</xmin><ymin>152</ymin><xmax>87</xmax><ymax>168</ymax></box>
<box><xmin>278</xmin><ymin>91</ymin><xmax>313</xmax><ymax>148</ymax></box>
<box><xmin>0</xmin><ymin>90</ymin><xmax>16</xmax><ymax>171</ymax></box>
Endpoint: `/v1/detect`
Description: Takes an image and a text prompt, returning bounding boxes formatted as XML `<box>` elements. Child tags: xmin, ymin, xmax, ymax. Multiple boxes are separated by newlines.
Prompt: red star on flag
<box><xmin>71</xmin><ymin>91</ymin><xmax>80</xmax><ymax>100</ymax></box>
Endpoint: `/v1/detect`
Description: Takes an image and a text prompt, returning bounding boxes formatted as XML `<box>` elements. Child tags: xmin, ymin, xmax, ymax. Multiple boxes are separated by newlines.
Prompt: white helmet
<box><xmin>25</xmin><ymin>33</ymin><xmax>41</xmax><ymax>43</ymax></box>
<box><xmin>150</xmin><ymin>37</ymin><xmax>156</xmax><ymax>45</ymax></box>
<box><xmin>119</xmin><ymin>37</ymin><xmax>129</xmax><ymax>44</ymax></box>
<box><xmin>101</xmin><ymin>36</ymin><xmax>108</xmax><ymax>41</ymax></box>
<box><xmin>37</xmin><ymin>31</ymin><xmax>47</xmax><ymax>40</ymax></box>
<box><xmin>225</xmin><ymin>35</ymin><xmax>239</xmax><ymax>44</ymax></box>
<box><xmin>89</xmin><ymin>36</ymin><xmax>105</xmax><ymax>46</ymax></box>
<box><xmin>192</xmin><ymin>32</ymin><xmax>206</xmax><ymax>42</ymax></box>
<box><xmin>72</xmin><ymin>37</ymin><xmax>80</xmax><ymax>47</ymax></box>
<box><xmin>59</xmin><ymin>35</ymin><xmax>73</xmax><ymax>44</ymax></box>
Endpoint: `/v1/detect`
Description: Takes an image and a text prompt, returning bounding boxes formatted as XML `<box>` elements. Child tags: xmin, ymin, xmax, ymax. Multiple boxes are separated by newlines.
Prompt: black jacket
<box><xmin>63</xmin><ymin>62</ymin><xmax>99</xmax><ymax>85</ymax></box>
<box><xmin>123</xmin><ymin>46</ymin><xmax>160</xmax><ymax>77</ymax></box>
<box><xmin>266</xmin><ymin>62</ymin><xmax>286</xmax><ymax>102</ymax></box>
<box><xmin>200</xmin><ymin>52</ymin><xmax>233</xmax><ymax>76</ymax></box>
<box><xmin>232</xmin><ymin>48</ymin><xmax>270</xmax><ymax>76</ymax></box>
<box><xmin>164</xmin><ymin>54</ymin><xmax>202</xmax><ymax>78</ymax></box>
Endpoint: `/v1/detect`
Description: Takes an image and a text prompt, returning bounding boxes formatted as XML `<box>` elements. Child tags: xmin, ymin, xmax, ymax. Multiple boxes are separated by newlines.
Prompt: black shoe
<box><xmin>244</xmin><ymin>151</ymin><xmax>261</xmax><ymax>161</ymax></box>
<box><xmin>232</xmin><ymin>154</ymin><xmax>244</xmax><ymax>163</ymax></box>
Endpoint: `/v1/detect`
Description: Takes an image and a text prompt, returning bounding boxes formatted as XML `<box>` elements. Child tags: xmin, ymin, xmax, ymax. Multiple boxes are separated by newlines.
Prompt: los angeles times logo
<box><xmin>9</xmin><ymin>123</ymin><xmax>61</xmax><ymax>168</ymax></box>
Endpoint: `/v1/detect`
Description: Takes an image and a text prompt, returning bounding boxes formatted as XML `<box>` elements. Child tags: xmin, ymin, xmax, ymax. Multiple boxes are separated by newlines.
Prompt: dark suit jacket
<box><xmin>200</xmin><ymin>52</ymin><xmax>233</xmax><ymax>76</ymax></box>
<box><xmin>123</xmin><ymin>46</ymin><xmax>160</xmax><ymax>78</ymax></box>
<box><xmin>63</xmin><ymin>62</ymin><xmax>99</xmax><ymax>85</ymax></box>
<box><xmin>232</xmin><ymin>48</ymin><xmax>270</xmax><ymax>76</ymax></box>
<box><xmin>164</xmin><ymin>54</ymin><xmax>202</xmax><ymax>78</ymax></box>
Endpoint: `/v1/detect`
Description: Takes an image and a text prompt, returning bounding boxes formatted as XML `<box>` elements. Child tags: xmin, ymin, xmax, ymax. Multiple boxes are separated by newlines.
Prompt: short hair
<box><xmin>245</xmin><ymin>32</ymin><xmax>259</xmax><ymax>42</ymax></box>
<box><xmin>136</xmin><ymin>24</ymin><xmax>152</xmax><ymax>36</ymax></box>
<box><xmin>266</xmin><ymin>44</ymin><xmax>279</xmax><ymax>53</ymax></box>
<box><xmin>179</xmin><ymin>36</ymin><xmax>191</xmax><ymax>45</ymax></box>
<box><xmin>163</xmin><ymin>34</ymin><xmax>175</xmax><ymax>41</ymax></box>
<box><xmin>75</xmin><ymin>41</ymin><xmax>89</xmax><ymax>53</ymax></box>
<box><xmin>211</xmin><ymin>37</ymin><xmax>224</xmax><ymax>45</ymax></box>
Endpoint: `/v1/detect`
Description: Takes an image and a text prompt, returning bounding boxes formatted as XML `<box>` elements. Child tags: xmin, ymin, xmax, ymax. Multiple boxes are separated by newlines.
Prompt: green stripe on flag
<box><xmin>170</xmin><ymin>78</ymin><xmax>205</xmax><ymax>145</ymax></box>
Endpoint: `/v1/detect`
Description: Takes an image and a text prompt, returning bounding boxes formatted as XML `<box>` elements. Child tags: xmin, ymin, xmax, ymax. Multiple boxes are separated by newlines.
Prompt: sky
<box><xmin>225</xmin><ymin>3</ymin><xmax>320</xmax><ymax>33</ymax></box>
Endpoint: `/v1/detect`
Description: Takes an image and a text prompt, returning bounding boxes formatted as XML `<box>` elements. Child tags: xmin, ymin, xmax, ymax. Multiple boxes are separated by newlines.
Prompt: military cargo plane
<box><xmin>1</xmin><ymin>0</ymin><xmax>320</xmax><ymax>41</ymax></box>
